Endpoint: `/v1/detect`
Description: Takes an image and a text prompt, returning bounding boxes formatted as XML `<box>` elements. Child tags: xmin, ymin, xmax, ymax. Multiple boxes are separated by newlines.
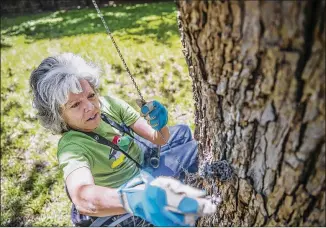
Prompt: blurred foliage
<box><xmin>1</xmin><ymin>3</ymin><xmax>178</xmax><ymax>43</ymax></box>
<box><xmin>1</xmin><ymin>2</ymin><xmax>194</xmax><ymax>226</ymax></box>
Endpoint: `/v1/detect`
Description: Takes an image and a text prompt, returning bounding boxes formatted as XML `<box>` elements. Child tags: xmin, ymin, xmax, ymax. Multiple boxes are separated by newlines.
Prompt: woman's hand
<box><xmin>131</xmin><ymin>100</ymin><xmax>170</xmax><ymax>145</ymax></box>
<box><xmin>140</xmin><ymin>100</ymin><xmax>168</xmax><ymax>131</ymax></box>
<box><xmin>117</xmin><ymin>171</ymin><xmax>217</xmax><ymax>226</ymax></box>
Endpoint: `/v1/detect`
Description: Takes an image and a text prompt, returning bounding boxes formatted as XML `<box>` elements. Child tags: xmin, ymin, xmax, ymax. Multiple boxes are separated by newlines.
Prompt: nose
<box><xmin>84</xmin><ymin>101</ymin><xmax>94</xmax><ymax>112</ymax></box>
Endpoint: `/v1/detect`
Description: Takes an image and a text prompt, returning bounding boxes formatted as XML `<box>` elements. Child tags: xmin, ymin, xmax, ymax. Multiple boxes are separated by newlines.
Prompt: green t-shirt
<box><xmin>57</xmin><ymin>96</ymin><xmax>142</xmax><ymax>188</ymax></box>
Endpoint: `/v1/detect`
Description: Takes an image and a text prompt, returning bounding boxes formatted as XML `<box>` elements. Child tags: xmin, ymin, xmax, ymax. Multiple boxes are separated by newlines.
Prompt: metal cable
<box><xmin>92</xmin><ymin>0</ymin><xmax>145</xmax><ymax>104</ymax></box>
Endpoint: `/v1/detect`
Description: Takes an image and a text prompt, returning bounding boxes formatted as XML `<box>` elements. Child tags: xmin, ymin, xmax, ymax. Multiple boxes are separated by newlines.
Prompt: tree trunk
<box><xmin>176</xmin><ymin>0</ymin><xmax>325</xmax><ymax>226</ymax></box>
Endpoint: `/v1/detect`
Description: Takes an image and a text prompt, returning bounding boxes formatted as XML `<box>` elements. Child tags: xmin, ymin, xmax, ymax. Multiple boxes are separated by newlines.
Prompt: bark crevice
<box><xmin>294</xmin><ymin>0</ymin><xmax>319</xmax><ymax>103</ymax></box>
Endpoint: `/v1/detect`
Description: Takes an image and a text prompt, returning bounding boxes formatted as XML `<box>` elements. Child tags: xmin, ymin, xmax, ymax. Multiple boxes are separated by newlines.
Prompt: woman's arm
<box><xmin>66</xmin><ymin>167</ymin><xmax>126</xmax><ymax>217</ymax></box>
<box><xmin>130</xmin><ymin>117</ymin><xmax>170</xmax><ymax>145</ymax></box>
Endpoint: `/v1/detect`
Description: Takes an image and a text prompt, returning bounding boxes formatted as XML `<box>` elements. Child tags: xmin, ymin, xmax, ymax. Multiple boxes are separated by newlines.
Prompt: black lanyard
<box><xmin>74</xmin><ymin>114</ymin><xmax>143</xmax><ymax>169</ymax></box>
<box><xmin>100</xmin><ymin>113</ymin><xmax>161</xmax><ymax>169</ymax></box>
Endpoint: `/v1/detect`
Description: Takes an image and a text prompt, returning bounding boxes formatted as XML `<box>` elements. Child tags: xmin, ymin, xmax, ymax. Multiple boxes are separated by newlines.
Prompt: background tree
<box><xmin>177</xmin><ymin>1</ymin><xmax>325</xmax><ymax>226</ymax></box>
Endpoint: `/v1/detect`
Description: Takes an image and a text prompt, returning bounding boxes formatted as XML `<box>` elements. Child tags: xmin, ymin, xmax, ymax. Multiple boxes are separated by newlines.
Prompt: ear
<box><xmin>59</xmin><ymin>107</ymin><xmax>70</xmax><ymax>132</ymax></box>
<box><xmin>59</xmin><ymin>104</ymin><xmax>67</xmax><ymax>117</ymax></box>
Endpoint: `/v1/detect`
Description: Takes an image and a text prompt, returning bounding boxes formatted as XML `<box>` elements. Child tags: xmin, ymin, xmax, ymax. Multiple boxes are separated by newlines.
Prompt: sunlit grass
<box><xmin>1</xmin><ymin>2</ymin><xmax>194</xmax><ymax>226</ymax></box>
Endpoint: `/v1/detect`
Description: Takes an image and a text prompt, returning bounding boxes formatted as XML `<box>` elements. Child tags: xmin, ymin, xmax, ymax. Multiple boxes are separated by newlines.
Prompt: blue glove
<box><xmin>117</xmin><ymin>171</ymin><xmax>217</xmax><ymax>226</ymax></box>
<box><xmin>140</xmin><ymin>100</ymin><xmax>168</xmax><ymax>131</ymax></box>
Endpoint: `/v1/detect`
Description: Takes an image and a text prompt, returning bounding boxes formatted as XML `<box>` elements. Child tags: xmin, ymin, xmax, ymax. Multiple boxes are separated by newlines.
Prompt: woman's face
<box><xmin>61</xmin><ymin>79</ymin><xmax>101</xmax><ymax>132</ymax></box>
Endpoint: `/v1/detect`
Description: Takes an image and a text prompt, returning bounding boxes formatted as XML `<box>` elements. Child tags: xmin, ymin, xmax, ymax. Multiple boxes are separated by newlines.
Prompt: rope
<box><xmin>91</xmin><ymin>0</ymin><xmax>146</xmax><ymax>104</ymax></box>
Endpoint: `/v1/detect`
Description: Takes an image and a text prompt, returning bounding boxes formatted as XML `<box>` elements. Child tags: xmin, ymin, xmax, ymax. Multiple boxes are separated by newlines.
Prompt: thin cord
<box><xmin>91</xmin><ymin>0</ymin><xmax>146</xmax><ymax>104</ymax></box>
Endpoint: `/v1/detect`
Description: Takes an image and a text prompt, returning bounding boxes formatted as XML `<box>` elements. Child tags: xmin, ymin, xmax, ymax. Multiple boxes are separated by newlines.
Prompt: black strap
<box><xmin>101</xmin><ymin>113</ymin><xmax>159</xmax><ymax>154</ymax></box>
<box><xmin>100</xmin><ymin>113</ymin><xmax>133</xmax><ymax>138</ymax></box>
<box><xmin>84</xmin><ymin>130</ymin><xmax>143</xmax><ymax>169</ymax></box>
<box><xmin>100</xmin><ymin>113</ymin><xmax>161</xmax><ymax>169</ymax></box>
<box><xmin>71</xmin><ymin>114</ymin><xmax>143</xmax><ymax>169</ymax></box>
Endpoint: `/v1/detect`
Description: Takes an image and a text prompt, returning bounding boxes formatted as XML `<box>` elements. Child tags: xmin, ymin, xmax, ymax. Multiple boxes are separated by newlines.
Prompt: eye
<box><xmin>88</xmin><ymin>93</ymin><xmax>96</xmax><ymax>99</ymax></box>
<box><xmin>71</xmin><ymin>102</ymin><xmax>80</xmax><ymax>108</ymax></box>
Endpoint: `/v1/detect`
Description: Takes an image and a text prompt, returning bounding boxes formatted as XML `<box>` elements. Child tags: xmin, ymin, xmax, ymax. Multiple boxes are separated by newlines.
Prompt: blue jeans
<box><xmin>134</xmin><ymin>124</ymin><xmax>198</xmax><ymax>180</ymax></box>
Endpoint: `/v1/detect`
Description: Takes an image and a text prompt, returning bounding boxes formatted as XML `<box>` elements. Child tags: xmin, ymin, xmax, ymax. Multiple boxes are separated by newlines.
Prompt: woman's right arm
<box><xmin>66</xmin><ymin>167</ymin><xmax>127</xmax><ymax>217</ymax></box>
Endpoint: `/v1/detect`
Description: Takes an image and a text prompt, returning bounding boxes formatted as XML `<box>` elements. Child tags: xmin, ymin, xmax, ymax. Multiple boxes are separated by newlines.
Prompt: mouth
<box><xmin>87</xmin><ymin>113</ymin><xmax>98</xmax><ymax>121</ymax></box>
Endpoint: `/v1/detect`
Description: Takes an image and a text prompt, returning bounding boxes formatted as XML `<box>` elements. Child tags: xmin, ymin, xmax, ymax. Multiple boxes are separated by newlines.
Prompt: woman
<box><xmin>29</xmin><ymin>53</ymin><xmax>216</xmax><ymax>226</ymax></box>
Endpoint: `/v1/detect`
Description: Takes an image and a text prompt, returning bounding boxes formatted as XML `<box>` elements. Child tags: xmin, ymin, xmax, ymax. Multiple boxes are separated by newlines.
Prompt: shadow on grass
<box><xmin>4</xmin><ymin>161</ymin><xmax>58</xmax><ymax>226</ymax></box>
<box><xmin>1</xmin><ymin>2</ymin><xmax>179</xmax><ymax>44</ymax></box>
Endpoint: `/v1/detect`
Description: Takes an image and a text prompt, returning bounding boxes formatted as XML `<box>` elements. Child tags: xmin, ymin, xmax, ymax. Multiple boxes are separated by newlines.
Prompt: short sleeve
<box><xmin>102</xmin><ymin>96</ymin><xmax>140</xmax><ymax>126</ymax></box>
<box><xmin>57</xmin><ymin>144</ymin><xmax>93</xmax><ymax>181</ymax></box>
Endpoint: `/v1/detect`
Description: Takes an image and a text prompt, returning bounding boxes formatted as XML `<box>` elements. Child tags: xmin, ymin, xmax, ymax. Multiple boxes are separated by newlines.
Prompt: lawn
<box><xmin>1</xmin><ymin>2</ymin><xmax>194</xmax><ymax>226</ymax></box>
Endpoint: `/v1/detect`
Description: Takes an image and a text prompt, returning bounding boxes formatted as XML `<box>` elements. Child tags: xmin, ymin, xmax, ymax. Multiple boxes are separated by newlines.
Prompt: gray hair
<box><xmin>30</xmin><ymin>53</ymin><xmax>101</xmax><ymax>134</ymax></box>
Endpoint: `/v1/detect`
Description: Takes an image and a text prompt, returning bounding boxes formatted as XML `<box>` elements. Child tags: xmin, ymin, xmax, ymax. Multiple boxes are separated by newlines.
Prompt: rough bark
<box><xmin>176</xmin><ymin>0</ymin><xmax>325</xmax><ymax>226</ymax></box>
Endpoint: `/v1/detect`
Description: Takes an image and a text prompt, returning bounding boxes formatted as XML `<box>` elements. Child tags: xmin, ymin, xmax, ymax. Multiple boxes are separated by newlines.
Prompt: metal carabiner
<box><xmin>136</xmin><ymin>99</ymin><xmax>162</xmax><ymax>169</ymax></box>
<box><xmin>136</xmin><ymin>99</ymin><xmax>156</xmax><ymax>117</ymax></box>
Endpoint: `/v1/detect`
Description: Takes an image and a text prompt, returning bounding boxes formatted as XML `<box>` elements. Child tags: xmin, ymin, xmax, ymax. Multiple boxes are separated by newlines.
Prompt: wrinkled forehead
<box><xmin>78</xmin><ymin>79</ymin><xmax>95</xmax><ymax>92</ymax></box>
<box><xmin>63</xmin><ymin>79</ymin><xmax>95</xmax><ymax>105</ymax></box>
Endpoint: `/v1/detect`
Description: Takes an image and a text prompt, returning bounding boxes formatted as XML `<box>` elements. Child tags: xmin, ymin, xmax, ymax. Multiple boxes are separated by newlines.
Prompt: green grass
<box><xmin>1</xmin><ymin>2</ymin><xmax>194</xmax><ymax>226</ymax></box>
